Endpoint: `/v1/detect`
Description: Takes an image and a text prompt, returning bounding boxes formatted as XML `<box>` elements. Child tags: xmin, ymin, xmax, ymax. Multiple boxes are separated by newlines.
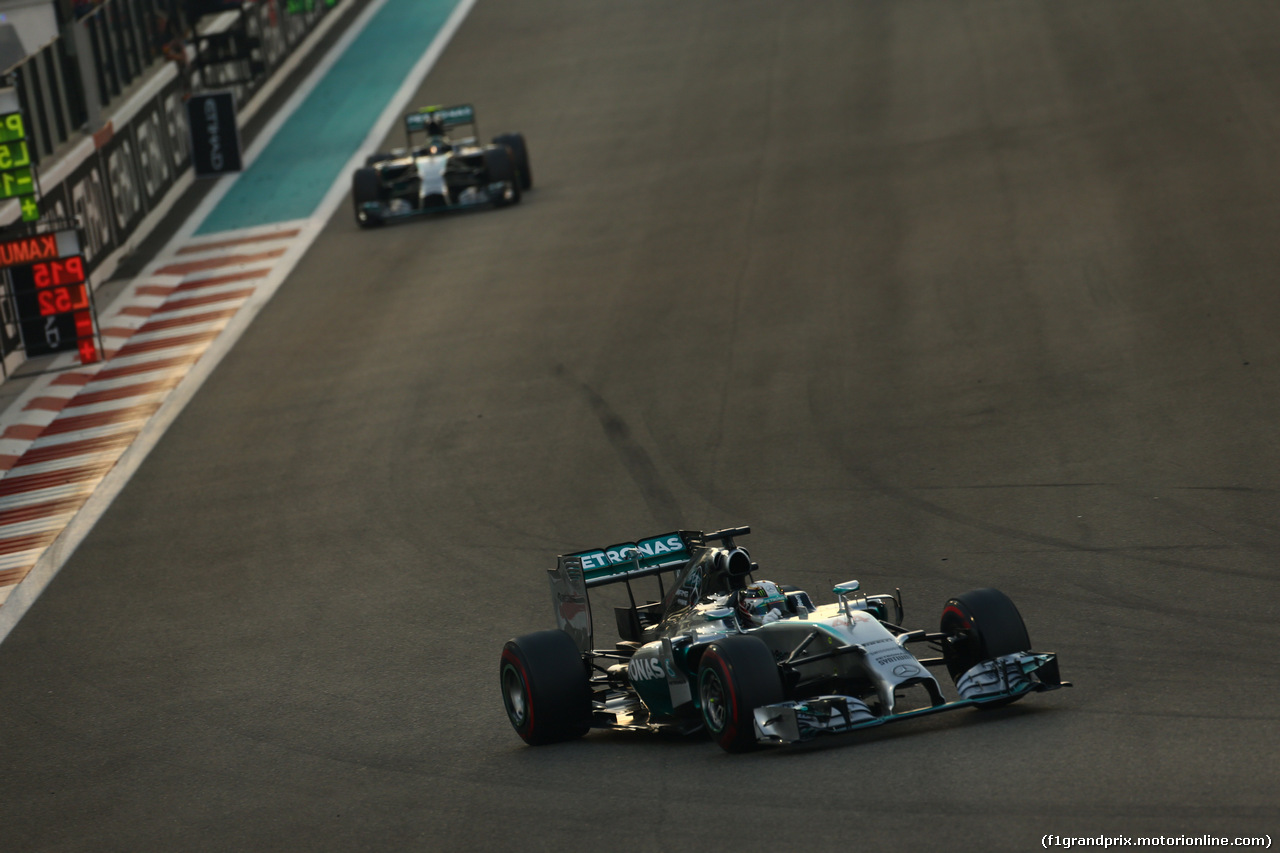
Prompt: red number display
<box><xmin>36</xmin><ymin>283</ymin><xmax>89</xmax><ymax>317</ymax></box>
<box><xmin>32</xmin><ymin>257</ymin><xmax>86</xmax><ymax>288</ymax></box>
<box><xmin>11</xmin><ymin>244</ymin><xmax>97</xmax><ymax>360</ymax></box>
<box><xmin>75</xmin><ymin>311</ymin><xmax>98</xmax><ymax>364</ymax></box>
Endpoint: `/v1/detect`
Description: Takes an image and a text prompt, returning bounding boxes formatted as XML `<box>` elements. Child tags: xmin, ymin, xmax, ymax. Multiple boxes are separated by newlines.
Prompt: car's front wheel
<box><xmin>351</xmin><ymin>167</ymin><xmax>384</xmax><ymax>228</ymax></box>
<box><xmin>697</xmin><ymin>634</ymin><xmax>784</xmax><ymax>752</ymax></box>
<box><xmin>493</xmin><ymin>132</ymin><xmax>532</xmax><ymax>190</ymax></box>
<box><xmin>500</xmin><ymin>629</ymin><xmax>591</xmax><ymax>745</ymax></box>
<box><xmin>483</xmin><ymin>146</ymin><xmax>521</xmax><ymax>207</ymax></box>
<box><xmin>940</xmin><ymin>588</ymin><xmax>1032</xmax><ymax>706</ymax></box>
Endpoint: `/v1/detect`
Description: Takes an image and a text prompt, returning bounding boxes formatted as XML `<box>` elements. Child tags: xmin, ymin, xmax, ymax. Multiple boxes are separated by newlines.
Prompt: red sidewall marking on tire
<box><xmin>708</xmin><ymin>650</ymin><xmax>740</xmax><ymax>745</ymax></box>
<box><xmin>942</xmin><ymin>605</ymin><xmax>971</xmax><ymax>629</ymax></box>
<box><xmin>501</xmin><ymin>648</ymin><xmax>534</xmax><ymax>736</ymax></box>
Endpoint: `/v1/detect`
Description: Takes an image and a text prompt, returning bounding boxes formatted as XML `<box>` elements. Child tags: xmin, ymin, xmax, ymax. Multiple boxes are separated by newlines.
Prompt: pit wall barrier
<box><xmin>0</xmin><ymin>0</ymin><xmax>364</xmax><ymax>377</ymax></box>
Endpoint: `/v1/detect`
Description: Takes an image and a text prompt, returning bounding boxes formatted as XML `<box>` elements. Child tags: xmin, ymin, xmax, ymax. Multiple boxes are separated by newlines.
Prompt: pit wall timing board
<box><xmin>0</xmin><ymin>70</ymin><xmax>191</xmax><ymax>369</ymax></box>
<box><xmin>0</xmin><ymin>90</ymin><xmax>38</xmax><ymax>224</ymax></box>
<box><xmin>1</xmin><ymin>229</ymin><xmax>100</xmax><ymax>364</ymax></box>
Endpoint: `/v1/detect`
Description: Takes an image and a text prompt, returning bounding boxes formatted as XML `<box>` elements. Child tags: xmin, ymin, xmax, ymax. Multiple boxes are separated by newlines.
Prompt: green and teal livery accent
<box><xmin>569</xmin><ymin>532</ymin><xmax>689</xmax><ymax>586</ymax></box>
<box><xmin>406</xmin><ymin>104</ymin><xmax>475</xmax><ymax>133</ymax></box>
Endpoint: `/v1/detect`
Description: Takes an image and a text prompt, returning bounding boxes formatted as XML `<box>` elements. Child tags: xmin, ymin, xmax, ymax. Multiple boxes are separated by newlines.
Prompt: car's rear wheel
<box><xmin>697</xmin><ymin>634</ymin><xmax>784</xmax><ymax>752</ymax></box>
<box><xmin>940</xmin><ymin>588</ymin><xmax>1032</xmax><ymax>706</ymax></box>
<box><xmin>500</xmin><ymin>630</ymin><xmax>591</xmax><ymax>745</ymax></box>
<box><xmin>484</xmin><ymin>146</ymin><xmax>521</xmax><ymax>207</ymax></box>
<box><xmin>352</xmin><ymin>167</ymin><xmax>384</xmax><ymax>228</ymax></box>
<box><xmin>493</xmin><ymin>132</ymin><xmax>532</xmax><ymax>190</ymax></box>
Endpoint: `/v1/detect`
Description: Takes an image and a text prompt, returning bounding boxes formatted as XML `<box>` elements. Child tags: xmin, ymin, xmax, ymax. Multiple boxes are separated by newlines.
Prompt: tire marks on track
<box><xmin>555</xmin><ymin>363</ymin><xmax>684</xmax><ymax>525</ymax></box>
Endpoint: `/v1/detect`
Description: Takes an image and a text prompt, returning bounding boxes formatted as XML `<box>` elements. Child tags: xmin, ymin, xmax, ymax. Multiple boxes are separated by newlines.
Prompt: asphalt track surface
<box><xmin>3</xmin><ymin>1</ymin><xmax>1280</xmax><ymax>850</ymax></box>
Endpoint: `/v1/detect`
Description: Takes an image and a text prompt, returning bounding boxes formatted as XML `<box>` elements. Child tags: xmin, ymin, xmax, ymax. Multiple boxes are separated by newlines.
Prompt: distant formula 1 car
<box><xmin>500</xmin><ymin>527</ymin><xmax>1069</xmax><ymax>751</ymax></box>
<box><xmin>351</xmin><ymin>104</ymin><xmax>530</xmax><ymax>227</ymax></box>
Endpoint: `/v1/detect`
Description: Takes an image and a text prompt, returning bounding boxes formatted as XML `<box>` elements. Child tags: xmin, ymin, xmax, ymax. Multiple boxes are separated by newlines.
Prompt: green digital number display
<box><xmin>0</xmin><ymin>112</ymin><xmax>25</xmax><ymax>144</ymax></box>
<box><xmin>285</xmin><ymin>0</ymin><xmax>337</xmax><ymax>12</ymax></box>
<box><xmin>0</xmin><ymin>140</ymin><xmax>30</xmax><ymax>171</ymax></box>
<box><xmin>0</xmin><ymin>107</ymin><xmax>38</xmax><ymax>221</ymax></box>
<box><xmin>0</xmin><ymin>167</ymin><xmax>34</xmax><ymax>199</ymax></box>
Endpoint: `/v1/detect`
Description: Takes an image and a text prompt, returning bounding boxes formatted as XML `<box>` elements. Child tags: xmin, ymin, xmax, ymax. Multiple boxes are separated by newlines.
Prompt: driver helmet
<box><xmin>735</xmin><ymin>580</ymin><xmax>786</xmax><ymax>627</ymax></box>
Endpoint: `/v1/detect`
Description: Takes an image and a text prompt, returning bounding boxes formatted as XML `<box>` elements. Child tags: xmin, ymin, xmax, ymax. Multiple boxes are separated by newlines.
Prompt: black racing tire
<box><xmin>493</xmin><ymin>132</ymin><xmax>532</xmax><ymax>190</ymax></box>
<box><xmin>697</xmin><ymin>634</ymin><xmax>784</xmax><ymax>752</ymax></box>
<box><xmin>500</xmin><ymin>629</ymin><xmax>591</xmax><ymax>745</ymax></box>
<box><xmin>940</xmin><ymin>587</ymin><xmax>1032</xmax><ymax>687</ymax></box>
<box><xmin>484</xmin><ymin>145</ymin><xmax>521</xmax><ymax>207</ymax></box>
<box><xmin>352</xmin><ymin>167</ymin><xmax>384</xmax><ymax>228</ymax></box>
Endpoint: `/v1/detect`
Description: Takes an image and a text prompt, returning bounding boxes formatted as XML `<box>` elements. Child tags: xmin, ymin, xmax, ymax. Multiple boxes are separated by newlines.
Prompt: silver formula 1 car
<box><xmin>352</xmin><ymin>103</ymin><xmax>530</xmax><ymax>227</ymax></box>
<box><xmin>500</xmin><ymin>527</ymin><xmax>1068</xmax><ymax>751</ymax></box>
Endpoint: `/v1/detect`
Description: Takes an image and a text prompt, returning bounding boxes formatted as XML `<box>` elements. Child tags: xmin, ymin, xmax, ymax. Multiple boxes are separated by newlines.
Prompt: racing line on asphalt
<box><xmin>0</xmin><ymin>0</ymin><xmax>478</xmax><ymax>642</ymax></box>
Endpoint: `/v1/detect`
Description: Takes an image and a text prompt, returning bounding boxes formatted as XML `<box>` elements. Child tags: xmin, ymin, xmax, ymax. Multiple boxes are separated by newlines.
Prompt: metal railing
<box><xmin>3</xmin><ymin>0</ymin><xmax>343</xmax><ymax>170</ymax></box>
<box><xmin>5</xmin><ymin>0</ymin><xmax>186</xmax><ymax>167</ymax></box>
<box><xmin>81</xmin><ymin>0</ymin><xmax>186</xmax><ymax>112</ymax></box>
<box><xmin>7</xmin><ymin>28</ymin><xmax>87</xmax><ymax>166</ymax></box>
<box><xmin>193</xmin><ymin>1</ymin><xmax>335</xmax><ymax>106</ymax></box>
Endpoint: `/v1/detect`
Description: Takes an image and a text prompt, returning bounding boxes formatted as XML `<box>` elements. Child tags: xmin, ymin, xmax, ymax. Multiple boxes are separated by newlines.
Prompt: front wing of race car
<box><xmin>754</xmin><ymin>651</ymin><xmax>1067</xmax><ymax>744</ymax></box>
<box><xmin>357</xmin><ymin>181</ymin><xmax>517</xmax><ymax>224</ymax></box>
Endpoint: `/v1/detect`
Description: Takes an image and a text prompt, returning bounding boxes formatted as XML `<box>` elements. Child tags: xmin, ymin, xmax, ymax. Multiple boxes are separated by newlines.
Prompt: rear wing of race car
<box><xmin>404</xmin><ymin>103</ymin><xmax>477</xmax><ymax>143</ymax></box>
<box><xmin>547</xmin><ymin>527</ymin><xmax>751</xmax><ymax>653</ymax></box>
